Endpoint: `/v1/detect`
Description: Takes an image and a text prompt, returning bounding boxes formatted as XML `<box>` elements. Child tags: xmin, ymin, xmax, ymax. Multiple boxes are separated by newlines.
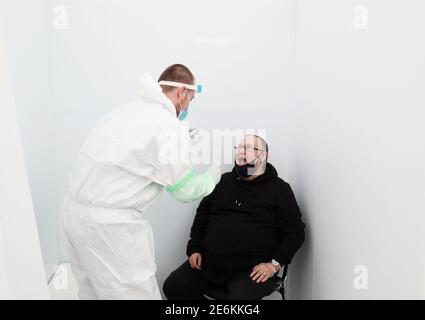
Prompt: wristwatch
<box><xmin>269</xmin><ymin>259</ymin><xmax>281</xmax><ymax>273</ymax></box>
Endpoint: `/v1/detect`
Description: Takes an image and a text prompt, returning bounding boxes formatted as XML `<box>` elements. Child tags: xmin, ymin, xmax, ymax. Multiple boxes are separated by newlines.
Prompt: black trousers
<box><xmin>163</xmin><ymin>261</ymin><xmax>277</xmax><ymax>300</ymax></box>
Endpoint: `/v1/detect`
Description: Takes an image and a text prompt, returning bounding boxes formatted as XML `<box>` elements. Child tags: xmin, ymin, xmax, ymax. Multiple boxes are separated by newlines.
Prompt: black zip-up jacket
<box><xmin>186</xmin><ymin>163</ymin><xmax>305</xmax><ymax>274</ymax></box>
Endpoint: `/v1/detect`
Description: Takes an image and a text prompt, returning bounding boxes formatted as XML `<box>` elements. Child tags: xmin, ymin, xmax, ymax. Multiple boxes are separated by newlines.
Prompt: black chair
<box><xmin>203</xmin><ymin>264</ymin><xmax>289</xmax><ymax>300</ymax></box>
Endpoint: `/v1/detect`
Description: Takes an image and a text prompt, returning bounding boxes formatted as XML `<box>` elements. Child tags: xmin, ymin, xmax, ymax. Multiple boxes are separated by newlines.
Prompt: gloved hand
<box><xmin>166</xmin><ymin>165</ymin><xmax>221</xmax><ymax>203</ymax></box>
<box><xmin>207</xmin><ymin>163</ymin><xmax>221</xmax><ymax>184</ymax></box>
<box><xmin>189</xmin><ymin>128</ymin><xmax>202</xmax><ymax>144</ymax></box>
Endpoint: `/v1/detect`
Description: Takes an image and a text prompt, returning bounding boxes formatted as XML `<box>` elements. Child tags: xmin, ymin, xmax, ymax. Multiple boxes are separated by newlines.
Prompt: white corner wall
<box><xmin>287</xmin><ymin>0</ymin><xmax>425</xmax><ymax>299</ymax></box>
<box><xmin>1</xmin><ymin>0</ymin><xmax>424</xmax><ymax>300</ymax></box>
<box><xmin>48</xmin><ymin>0</ymin><xmax>295</xmax><ymax>300</ymax></box>
<box><xmin>0</xmin><ymin>20</ymin><xmax>49</xmax><ymax>300</ymax></box>
<box><xmin>0</xmin><ymin>0</ymin><xmax>59</xmax><ymax>280</ymax></box>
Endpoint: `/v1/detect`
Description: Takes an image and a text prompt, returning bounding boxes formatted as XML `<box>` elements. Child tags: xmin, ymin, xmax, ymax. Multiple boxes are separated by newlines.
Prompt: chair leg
<box><xmin>279</xmin><ymin>287</ymin><xmax>285</xmax><ymax>300</ymax></box>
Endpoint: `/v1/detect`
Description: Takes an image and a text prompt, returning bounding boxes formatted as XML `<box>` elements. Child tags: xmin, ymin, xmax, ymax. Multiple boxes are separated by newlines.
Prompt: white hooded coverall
<box><xmin>62</xmin><ymin>74</ymin><xmax>219</xmax><ymax>299</ymax></box>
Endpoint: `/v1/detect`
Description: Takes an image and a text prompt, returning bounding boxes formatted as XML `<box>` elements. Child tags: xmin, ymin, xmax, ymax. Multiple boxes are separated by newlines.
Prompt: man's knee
<box><xmin>163</xmin><ymin>262</ymin><xmax>209</xmax><ymax>300</ymax></box>
<box><xmin>163</xmin><ymin>270</ymin><xmax>181</xmax><ymax>299</ymax></box>
<box><xmin>163</xmin><ymin>262</ymin><xmax>196</xmax><ymax>299</ymax></box>
<box><xmin>227</xmin><ymin>276</ymin><xmax>275</xmax><ymax>300</ymax></box>
<box><xmin>227</xmin><ymin>289</ymin><xmax>263</xmax><ymax>300</ymax></box>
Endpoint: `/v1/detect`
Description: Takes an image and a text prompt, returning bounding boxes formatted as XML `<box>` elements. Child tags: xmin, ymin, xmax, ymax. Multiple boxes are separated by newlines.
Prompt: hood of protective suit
<box><xmin>138</xmin><ymin>73</ymin><xmax>177</xmax><ymax>118</ymax></box>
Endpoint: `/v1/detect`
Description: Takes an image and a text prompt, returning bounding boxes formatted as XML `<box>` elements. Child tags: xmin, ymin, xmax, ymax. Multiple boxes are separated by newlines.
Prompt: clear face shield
<box><xmin>158</xmin><ymin>80</ymin><xmax>203</xmax><ymax>121</ymax></box>
<box><xmin>158</xmin><ymin>80</ymin><xmax>203</xmax><ymax>94</ymax></box>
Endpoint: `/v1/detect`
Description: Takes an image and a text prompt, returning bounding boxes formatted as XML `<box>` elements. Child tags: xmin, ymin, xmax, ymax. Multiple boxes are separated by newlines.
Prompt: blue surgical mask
<box><xmin>178</xmin><ymin>90</ymin><xmax>190</xmax><ymax>121</ymax></box>
<box><xmin>178</xmin><ymin>108</ymin><xmax>188</xmax><ymax>121</ymax></box>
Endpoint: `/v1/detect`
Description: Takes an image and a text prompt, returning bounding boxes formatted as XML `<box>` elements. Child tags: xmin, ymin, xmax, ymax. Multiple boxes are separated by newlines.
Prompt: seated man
<box><xmin>163</xmin><ymin>135</ymin><xmax>305</xmax><ymax>300</ymax></box>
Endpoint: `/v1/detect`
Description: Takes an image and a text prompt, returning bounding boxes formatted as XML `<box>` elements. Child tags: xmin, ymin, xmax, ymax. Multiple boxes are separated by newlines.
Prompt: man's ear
<box><xmin>184</xmin><ymin>88</ymin><xmax>191</xmax><ymax>99</ymax></box>
<box><xmin>176</xmin><ymin>87</ymin><xmax>182</xmax><ymax>99</ymax></box>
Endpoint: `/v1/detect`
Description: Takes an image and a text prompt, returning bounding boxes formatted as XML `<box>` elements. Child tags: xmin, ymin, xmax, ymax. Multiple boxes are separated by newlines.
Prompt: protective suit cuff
<box><xmin>165</xmin><ymin>167</ymin><xmax>196</xmax><ymax>193</ymax></box>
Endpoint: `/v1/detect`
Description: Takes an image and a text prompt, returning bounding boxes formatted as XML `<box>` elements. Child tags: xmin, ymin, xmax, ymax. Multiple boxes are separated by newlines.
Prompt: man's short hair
<box><xmin>158</xmin><ymin>64</ymin><xmax>195</xmax><ymax>91</ymax></box>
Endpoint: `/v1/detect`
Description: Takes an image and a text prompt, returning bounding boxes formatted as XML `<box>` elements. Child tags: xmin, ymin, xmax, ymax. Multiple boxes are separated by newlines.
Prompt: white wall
<box><xmin>287</xmin><ymin>0</ymin><xmax>425</xmax><ymax>299</ymax></box>
<box><xmin>0</xmin><ymin>18</ymin><xmax>49</xmax><ymax>300</ymax></box>
<box><xmin>0</xmin><ymin>0</ymin><xmax>59</xmax><ymax>280</ymax></box>
<box><xmin>2</xmin><ymin>0</ymin><xmax>424</xmax><ymax>300</ymax></box>
<box><xmin>49</xmin><ymin>0</ymin><xmax>295</xmax><ymax>299</ymax></box>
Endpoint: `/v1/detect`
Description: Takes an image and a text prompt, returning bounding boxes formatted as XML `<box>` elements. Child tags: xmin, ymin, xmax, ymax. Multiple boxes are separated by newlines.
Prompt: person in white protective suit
<box><xmin>62</xmin><ymin>64</ymin><xmax>221</xmax><ymax>300</ymax></box>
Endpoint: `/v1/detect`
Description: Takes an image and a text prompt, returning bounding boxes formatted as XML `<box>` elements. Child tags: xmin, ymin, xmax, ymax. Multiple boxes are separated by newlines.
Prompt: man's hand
<box><xmin>250</xmin><ymin>263</ymin><xmax>276</xmax><ymax>283</ymax></box>
<box><xmin>189</xmin><ymin>253</ymin><xmax>202</xmax><ymax>270</ymax></box>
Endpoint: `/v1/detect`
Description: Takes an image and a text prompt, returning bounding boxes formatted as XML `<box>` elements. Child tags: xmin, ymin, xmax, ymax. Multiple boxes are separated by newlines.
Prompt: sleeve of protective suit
<box><xmin>132</xmin><ymin>123</ymin><xmax>221</xmax><ymax>203</ymax></box>
<box><xmin>165</xmin><ymin>164</ymin><xmax>221</xmax><ymax>203</ymax></box>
